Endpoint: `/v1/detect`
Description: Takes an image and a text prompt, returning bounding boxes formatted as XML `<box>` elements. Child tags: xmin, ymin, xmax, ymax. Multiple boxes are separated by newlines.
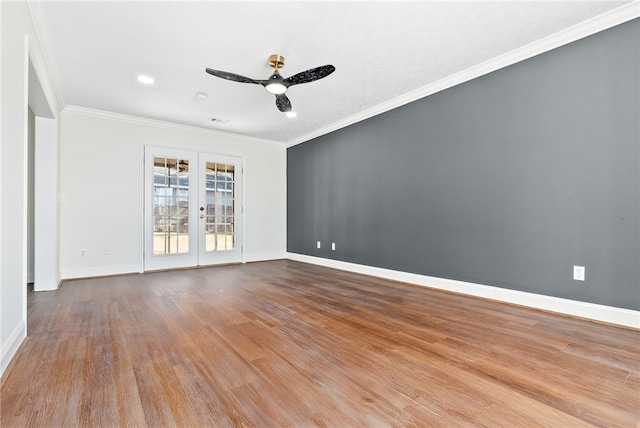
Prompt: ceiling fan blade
<box><xmin>275</xmin><ymin>94</ymin><xmax>292</xmax><ymax>112</ymax></box>
<box><xmin>205</xmin><ymin>68</ymin><xmax>259</xmax><ymax>84</ymax></box>
<box><xmin>283</xmin><ymin>65</ymin><xmax>335</xmax><ymax>87</ymax></box>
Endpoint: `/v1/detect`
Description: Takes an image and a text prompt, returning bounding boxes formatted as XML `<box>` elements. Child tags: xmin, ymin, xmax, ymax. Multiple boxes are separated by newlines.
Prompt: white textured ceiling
<box><xmin>32</xmin><ymin>1</ymin><xmax>633</xmax><ymax>144</ymax></box>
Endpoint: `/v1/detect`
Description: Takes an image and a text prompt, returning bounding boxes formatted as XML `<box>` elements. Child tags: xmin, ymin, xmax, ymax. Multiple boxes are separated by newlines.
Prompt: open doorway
<box><xmin>27</xmin><ymin>57</ymin><xmax>59</xmax><ymax>296</ymax></box>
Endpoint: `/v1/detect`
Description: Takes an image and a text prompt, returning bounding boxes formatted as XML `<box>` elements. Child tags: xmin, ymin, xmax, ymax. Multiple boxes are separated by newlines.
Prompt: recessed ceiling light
<box><xmin>137</xmin><ymin>75</ymin><xmax>154</xmax><ymax>85</ymax></box>
<box><xmin>194</xmin><ymin>91</ymin><xmax>208</xmax><ymax>101</ymax></box>
<box><xmin>286</xmin><ymin>111</ymin><xmax>297</xmax><ymax>118</ymax></box>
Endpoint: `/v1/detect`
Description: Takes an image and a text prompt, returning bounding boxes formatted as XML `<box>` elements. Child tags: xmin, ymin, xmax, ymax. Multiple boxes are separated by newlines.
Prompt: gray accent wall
<box><xmin>287</xmin><ymin>19</ymin><xmax>640</xmax><ymax>311</ymax></box>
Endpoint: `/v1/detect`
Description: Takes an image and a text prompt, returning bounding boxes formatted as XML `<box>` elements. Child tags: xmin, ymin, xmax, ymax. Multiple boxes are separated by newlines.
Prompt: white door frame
<box><xmin>143</xmin><ymin>145</ymin><xmax>244</xmax><ymax>272</ymax></box>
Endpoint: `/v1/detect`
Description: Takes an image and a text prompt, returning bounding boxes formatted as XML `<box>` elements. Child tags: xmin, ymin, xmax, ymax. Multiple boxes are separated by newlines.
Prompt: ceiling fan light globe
<box><xmin>265</xmin><ymin>83</ymin><xmax>287</xmax><ymax>95</ymax></box>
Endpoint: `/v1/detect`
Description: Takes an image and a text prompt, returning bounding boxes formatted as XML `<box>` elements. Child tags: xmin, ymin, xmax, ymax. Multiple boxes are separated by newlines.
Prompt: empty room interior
<box><xmin>1</xmin><ymin>1</ymin><xmax>639</xmax><ymax>426</ymax></box>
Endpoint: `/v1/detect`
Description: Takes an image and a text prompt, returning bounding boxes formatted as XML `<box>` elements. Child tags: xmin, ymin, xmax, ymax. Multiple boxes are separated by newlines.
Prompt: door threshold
<box><xmin>144</xmin><ymin>262</ymin><xmax>242</xmax><ymax>274</ymax></box>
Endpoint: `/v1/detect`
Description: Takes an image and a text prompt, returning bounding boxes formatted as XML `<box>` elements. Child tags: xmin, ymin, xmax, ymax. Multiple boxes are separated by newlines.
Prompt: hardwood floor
<box><xmin>1</xmin><ymin>260</ymin><xmax>638</xmax><ymax>427</ymax></box>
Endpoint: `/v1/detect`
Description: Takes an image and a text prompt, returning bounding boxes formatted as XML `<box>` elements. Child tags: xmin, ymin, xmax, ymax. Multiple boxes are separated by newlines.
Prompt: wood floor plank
<box><xmin>1</xmin><ymin>260</ymin><xmax>638</xmax><ymax>427</ymax></box>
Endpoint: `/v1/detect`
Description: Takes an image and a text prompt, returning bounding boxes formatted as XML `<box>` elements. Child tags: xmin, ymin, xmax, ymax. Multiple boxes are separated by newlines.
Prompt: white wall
<box><xmin>0</xmin><ymin>0</ymin><xmax>4</xmax><ymax>375</ymax></box>
<box><xmin>1</xmin><ymin>1</ymin><xmax>29</xmax><ymax>378</ymax></box>
<box><xmin>59</xmin><ymin>111</ymin><xmax>286</xmax><ymax>278</ymax></box>
<box><xmin>1</xmin><ymin>1</ymin><xmax>60</xmax><ymax>377</ymax></box>
<box><xmin>34</xmin><ymin>116</ymin><xmax>60</xmax><ymax>291</ymax></box>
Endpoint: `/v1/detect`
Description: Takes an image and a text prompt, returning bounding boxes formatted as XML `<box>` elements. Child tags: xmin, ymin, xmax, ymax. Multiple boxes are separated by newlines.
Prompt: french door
<box><xmin>144</xmin><ymin>146</ymin><xmax>242</xmax><ymax>271</ymax></box>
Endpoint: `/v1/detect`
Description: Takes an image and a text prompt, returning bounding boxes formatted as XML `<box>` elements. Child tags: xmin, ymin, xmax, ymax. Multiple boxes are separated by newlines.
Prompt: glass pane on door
<box><xmin>204</xmin><ymin>162</ymin><xmax>235</xmax><ymax>252</ymax></box>
<box><xmin>152</xmin><ymin>157</ymin><xmax>190</xmax><ymax>255</ymax></box>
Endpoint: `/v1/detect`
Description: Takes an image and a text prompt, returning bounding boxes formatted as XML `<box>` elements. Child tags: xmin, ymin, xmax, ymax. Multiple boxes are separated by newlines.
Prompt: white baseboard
<box><xmin>286</xmin><ymin>253</ymin><xmax>640</xmax><ymax>329</ymax></box>
<box><xmin>61</xmin><ymin>264</ymin><xmax>140</xmax><ymax>280</ymax></box>
<box><xmin>61</xmin><ymin>255</ymin><xmax>288</xmax><ymax>279</ymax></box>
<box><xmin>60</xmin><ymin>251</ymin><xmax>287</xmax><ymax>278</ymax></box>
<box><xmin>33</xmin><ymin>278</ymin><xmax>62</xmax><ymax>292</ymax></box>
<box><xmin>244</xmin><ymin>252</ymin><xmax>287</xmax><ymax>264</ymax></box>
<box><xmin>1</xmin><ymin>320</ymin><xmax>26</xmax><ymax>378</ymax></box>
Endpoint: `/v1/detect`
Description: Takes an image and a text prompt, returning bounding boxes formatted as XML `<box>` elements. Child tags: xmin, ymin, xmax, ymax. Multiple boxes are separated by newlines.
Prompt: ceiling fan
<box><xmin>205</xmin><ymin>55</ymin><xmax>335</xmax><ymax>113</ymax></box>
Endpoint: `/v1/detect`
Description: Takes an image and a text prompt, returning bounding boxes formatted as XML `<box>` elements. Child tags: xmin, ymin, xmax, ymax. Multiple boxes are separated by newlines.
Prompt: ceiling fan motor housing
<box><xmin>269</xmin><ymin>54</ymin><xmax>285</xmax><ymax>70</ymax></box>
<box><xmin>265</xmin><ymin>72</ymin><xmax>287</xmax><ymax>94</ymax></box>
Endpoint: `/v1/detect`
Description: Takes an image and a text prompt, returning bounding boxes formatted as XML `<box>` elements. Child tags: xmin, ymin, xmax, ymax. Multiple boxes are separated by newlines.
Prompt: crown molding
<box><xmin>27</xmin><ymin>0</ymin><xmax>639</xmax><ymax>147</ymax></box>
<box><xmin>63</xmin><ymin>105</ymin><xmax>286</xmax><ymax>146</ymax></box>
<box><xmin>26</xmin><ymin>0</ymin><xmax>66</xmax><ymax>113</ymax></box>
<box><xmin>286</xmin><ymin>2</ymin><xmax>640</xmax><ymax>148</ymax></box>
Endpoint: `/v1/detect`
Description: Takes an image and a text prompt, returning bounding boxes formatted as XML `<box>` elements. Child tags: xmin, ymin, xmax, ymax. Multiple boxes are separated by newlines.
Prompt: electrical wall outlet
<box><xmin>80</xmin><ymin>249</ymin><xmax>86</xmax><ymax>257</ymax></box>
<box><xmin>573</xmin><ymin>265</ymin><xmax>585</xmax><ymax>281</ymax></box>
<box><xmin>316</xmin><ymin>241</ymin><xmax>321</xmax><ymax>249</ymax></box>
